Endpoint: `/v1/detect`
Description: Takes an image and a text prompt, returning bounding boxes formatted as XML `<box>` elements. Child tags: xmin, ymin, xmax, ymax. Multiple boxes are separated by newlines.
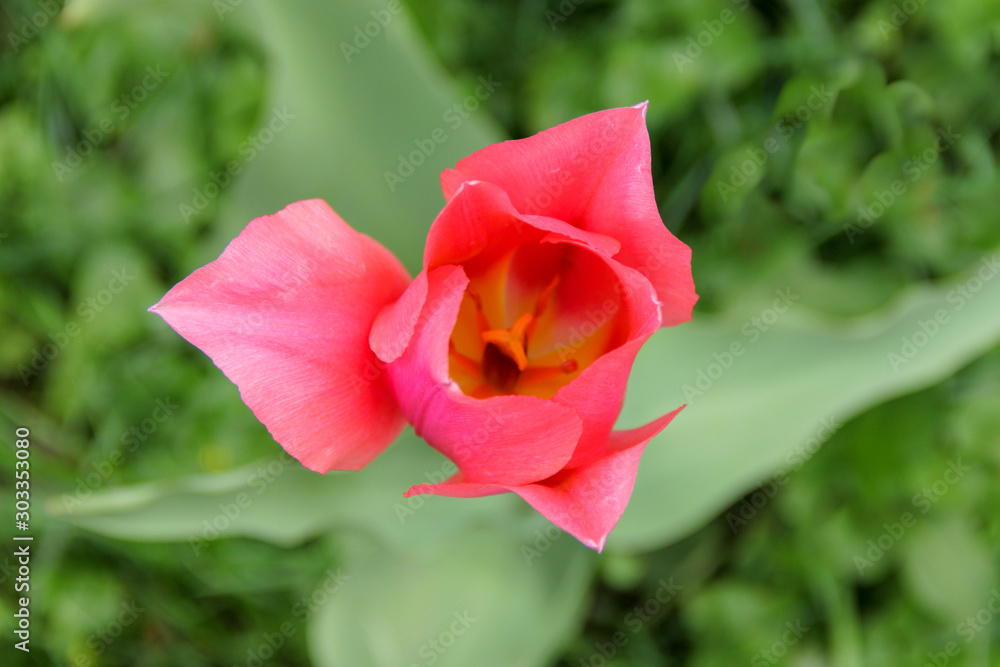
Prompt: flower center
<box><xmin>481</xmin><ymin>340</ymin><xmax>523</xmax><ymax>393</ymax></box>
<box><xmin>447</xmin><ymin>240</ymin><xmax>626</xmax><ymax>399</ymax></box>
<box><xmin>481</xmin><ymin>311</ymin><xmax>534</xmax><ymax>374</ymax></box>
<box><xmin>449</xmin><ymin>273</ymin><xmax>585</xmax><ymax>398</ymax></box>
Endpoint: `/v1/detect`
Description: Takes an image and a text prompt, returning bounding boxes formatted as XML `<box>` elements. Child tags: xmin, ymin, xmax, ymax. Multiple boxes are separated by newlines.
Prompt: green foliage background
<box><xmin>1</xmin><ymin>0</ymin><xmax>999</xmax><ymax>665</ymax></box>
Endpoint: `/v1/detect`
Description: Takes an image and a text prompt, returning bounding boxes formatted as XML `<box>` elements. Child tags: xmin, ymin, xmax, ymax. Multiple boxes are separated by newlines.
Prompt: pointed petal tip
<box><xmin>450</xmin><ymin>178</ymin><xmax>484</xmax><ymax>197</ymax></box>
<box><xmin>403</xmin><ymin>484</ymin><xmax>426</xmax><ymax>498</ymax></box>
<box><xmin>146</xmin><ymin>197</ymin><xmax>410</xmax><ymax>473</ymax></box>
<box><xmin>632</xmin><ymin>101</ymin><xmax>649</xmax><ymax>118</ymax></box>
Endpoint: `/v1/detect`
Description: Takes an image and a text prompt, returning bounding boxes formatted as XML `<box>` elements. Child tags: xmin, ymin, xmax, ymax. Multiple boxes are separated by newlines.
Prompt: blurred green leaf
<box><xmin>49</xmin><ymin>431</ymin><xmax>513</xmax><ymax>549</ymax></box>
<box><xmin>211</xmin><ymin>0</ymin><xmax>505</xmax><ymax>273</ymax></box>
<box><xmin>902</xmin><ymin>516</ymin><xmax>995</xmax><ymax>625</ymax></box>
<box><xmin>308</xmin><ymin>526</ymin><xmax>594</xmax><ymax>667</ymax></box>
<box><xmin>613</xmin><ymin>250</ymin><xmax>1000</xmax><ymax>551</ymax></box>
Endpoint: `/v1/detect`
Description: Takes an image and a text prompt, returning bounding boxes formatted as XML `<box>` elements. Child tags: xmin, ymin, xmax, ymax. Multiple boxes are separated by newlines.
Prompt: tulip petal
<box><xmin>441</xmin><ymin>104</ymin><xmax>697</xmax><ymax>326</ymax></box>
<box><xmin>424</xmin><ymin>180</ymin><xmax>620</xmax><ymax>270</ymax></box>
<box><xmin>386</xmin><ymin>265</ymin><xmax>584</xmax><ymax>486</ymax></box>
<box><xmin>150</xmin><ymin>199</ymin><xmax>411</xmax><ymax>473</ymax></box>
<box><xmin>541</xmin><ymin>242</ymin><xmax>663</xmax><ymax>466</ymax></box>
<box><xmin>514</xmin><ymin>406</ymin><xmax>685</xmax><ymax>550</ymax></box>
<box><xmin>554</xmin><ymin>337</ymin><xmax>646</xmax><ymax>468</ymax></box>
<box><xmin>370</xmin><ymin>270</ymin><xmax>429</xmax><ymax>364</ymax></box>
<box><xmin>405</xmin><ymin>406</ymin><xmax>685</xmax><ymax>550</ymax></box>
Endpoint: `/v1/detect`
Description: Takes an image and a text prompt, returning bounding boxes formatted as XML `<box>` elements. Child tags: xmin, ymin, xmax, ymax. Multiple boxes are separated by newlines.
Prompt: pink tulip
<box><xmin>151</xmin><ymin>103</ymin><xmax>696</xmax><ymax>550</ymax></box>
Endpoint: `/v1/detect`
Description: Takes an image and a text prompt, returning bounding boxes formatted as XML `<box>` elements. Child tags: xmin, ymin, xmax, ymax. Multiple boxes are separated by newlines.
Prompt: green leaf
<box><xmin>64</xmin><ymin>0</ymin><xmax>504</xmax><ymax>272</ymax></box>
<box><xmin>211</xmin><ymin>0</ymin><xmax>505</xmax><ymax>273</ymax></box>
<box><xmin>307</xmin><ymin>525</ymin><xmax>594</xmax><ymax>667</ymax></box>
<box><xmin>612</xmin><ymin>251</ymin><xmax>1000</xmax><ymax>551</ymax></box>
<box><xmin>902</xmin><ymin>516</ymin><xmax>996</xmax><ymax>625</ymax></box>
<box><xmin>48</xmin><ymin>431</ymin><xmax>514</xmax><ymax>550</ymax></box>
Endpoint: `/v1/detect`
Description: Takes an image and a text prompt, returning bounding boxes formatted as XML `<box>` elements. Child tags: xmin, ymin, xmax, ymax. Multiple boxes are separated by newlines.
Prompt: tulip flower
<box><xmin>151</xmin><ymin>102</ymin><xmax>696</xmax><ymax>549</ymax></box>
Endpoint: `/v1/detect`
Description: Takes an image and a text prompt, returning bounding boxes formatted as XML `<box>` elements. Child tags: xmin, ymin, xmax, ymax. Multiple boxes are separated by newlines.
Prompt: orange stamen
<box><xmin>481</xmin><ymin>312</ymin><xmax>532</xmax><ymax>370</ymax></box>
<box><xmin>519</xmin><ymin>359</ymin><xmax>578</xmax><ymax>384</ymax></box>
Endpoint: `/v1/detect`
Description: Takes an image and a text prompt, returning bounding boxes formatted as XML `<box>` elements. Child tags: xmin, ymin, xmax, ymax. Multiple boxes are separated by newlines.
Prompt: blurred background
<box><xmin>2</xmin><ymin>0</ymin><xmax>1000</xmax><ymax>664</ymax></box>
